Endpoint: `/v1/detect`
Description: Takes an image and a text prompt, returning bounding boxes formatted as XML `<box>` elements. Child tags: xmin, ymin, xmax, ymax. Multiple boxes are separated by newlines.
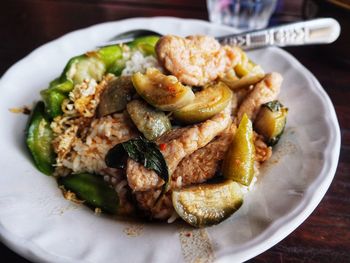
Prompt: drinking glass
<box><xmin>207</xmin><ymin>0</ymin><xmax>278</xmax><ymax>30</ymax></box>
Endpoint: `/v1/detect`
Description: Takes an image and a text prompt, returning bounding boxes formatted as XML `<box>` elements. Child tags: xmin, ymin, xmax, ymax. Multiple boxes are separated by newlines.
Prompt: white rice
<box><xmin>121</xmin><ymin>50</ymin><xmax>161</xmax><ymax>76</ymax></box>
<box><xmin>55</xmin><ymin>114</ymin><xmax>137</xmax><ymax>175</ymax></box>
<box><xmin>167</xmin><ymin>211</ymin><xmax>179</xmax><ymax>224</ymax></box>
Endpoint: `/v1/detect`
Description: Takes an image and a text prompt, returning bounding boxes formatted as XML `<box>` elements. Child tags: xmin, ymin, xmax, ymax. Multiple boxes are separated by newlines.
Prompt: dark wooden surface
<box><xmin>0</xmin><ymin>0</ymin><xmax>349</xmax><ymax>262</ymax></box>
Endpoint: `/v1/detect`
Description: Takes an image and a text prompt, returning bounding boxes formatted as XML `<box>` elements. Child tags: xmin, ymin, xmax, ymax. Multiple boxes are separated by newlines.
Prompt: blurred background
<box><xmin>0</xmin><ymin>0</ymin><xmax>349</xmax><ymax>262</ymax></box>
<box><xmin>0</xmin><ymin>0</ymin><xmax>349</xmax><ymax>75</ymax></box>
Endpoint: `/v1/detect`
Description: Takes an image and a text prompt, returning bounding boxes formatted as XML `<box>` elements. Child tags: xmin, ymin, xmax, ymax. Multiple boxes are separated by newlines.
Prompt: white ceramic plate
<box><xmin>0</xmin><ymin>17</ymin><xmax>340</xmax><ymax>263</ymax></box>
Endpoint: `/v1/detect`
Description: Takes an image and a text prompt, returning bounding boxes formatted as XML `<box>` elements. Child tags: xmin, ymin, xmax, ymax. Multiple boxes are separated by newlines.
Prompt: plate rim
<box><xmin>0</xmin><ymin>17</ymin><xmax>341</xmax><ymax>263</ymax></box>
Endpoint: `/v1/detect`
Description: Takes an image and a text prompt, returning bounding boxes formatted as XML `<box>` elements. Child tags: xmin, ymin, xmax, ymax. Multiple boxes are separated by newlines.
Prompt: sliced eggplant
<box><xmin>127</xmin><ymin>100</ymin><xmax>171</xmax><ymax>140</ymax></box>
<box><xmin>254</xmin><ymin>100</ymin><xmax>288</xmax><ymax>146</ymax></box>
<box><xmin>172</xmin><ymin>180</ymin><xmax>243</xmax><ymax>227</ymax></box>
<box><xmin>97</xmin><ymin>76</ymin><xmax>134</xmax><ymax>117</ymax></box>
<box><xmin>221</xmin><ymin>49</ymin><xmax>265</xmax><ymax>90</ymax></box>
<box><xmin>132</xmin><ymin>68</ymin><xmax>195</xmax><ymax>111</ymax></box>
<box><xmin>173</xmin><ymin>82</ymin><xmax>232</xmax><ymax>124</ymax></box>
<box><xmin>222</xmin><ymin>114</ymin><xmax>255</xmax><ymax>186</ymax></box>
<box><xmin>234</xmin><ymin>48</ymin><xmax>264</xmax><ymax>77</ymax></box>
<box><xmin>221</xmin><ymin>72</ymin><xmax>264</xmax><ymax>91</ymax></box>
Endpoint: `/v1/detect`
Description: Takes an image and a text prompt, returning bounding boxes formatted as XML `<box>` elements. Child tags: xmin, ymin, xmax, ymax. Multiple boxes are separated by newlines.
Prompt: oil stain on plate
<box><xmin>123</xmin><ymin>223</ymin><xmax>144</xmax><ymax>237</ymax></box>
<box><xmin>179</xmin><ymin>227</ymin><xmax>215</xmax><ymax>263</ymax></box>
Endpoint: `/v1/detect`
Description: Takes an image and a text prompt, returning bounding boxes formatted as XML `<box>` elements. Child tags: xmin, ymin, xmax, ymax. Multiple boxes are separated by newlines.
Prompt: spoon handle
<box><xmin>217</xmin><ymin>18</ymin><xmax>340</xmax><ymax>50</ymax></box>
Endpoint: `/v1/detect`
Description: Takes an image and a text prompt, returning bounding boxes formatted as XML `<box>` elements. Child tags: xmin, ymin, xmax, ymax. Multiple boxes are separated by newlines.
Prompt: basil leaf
<box><xmin>105</xmin><ymin>137</ymin><xmax>169</xmax><ymax>184</ymax></box>
<box><xmin>104</xmin><ymin>143</ymin><xmax>128</xmax><ymax>169</ymax></box>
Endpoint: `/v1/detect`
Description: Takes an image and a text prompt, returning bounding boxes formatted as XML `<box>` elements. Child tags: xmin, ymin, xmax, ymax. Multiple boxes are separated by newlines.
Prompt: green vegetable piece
<box><xmin>234</xmin><ymin>51</ymin><xmax>250</xmax><ymax>78</ymax></box>
<box><xmin>221</xmin><ymin>49</ymin><xmax>264</xmax><ymax>91</ymax></box>
<box><xmin>105</xmin><ymin>144</ymin><xmax>128</xmax><ymax>170</ymax></box>
<box><xmin>107</xmin><ymin>59</ymin><xmax>126</xmax><ymax>76</ymax></box>
<box><xmin>127</xmin><ymin>100</ymin><xmax>171</xmax><ymax>140</ymax></box>
<box><xmin>129</xmin><ymin>35</ymin><xmax>160</xmax><ymax>56</ymax></box>
<box><xmin>65</xmin><ymin>56</ymin><xmax>106</xmax><ymax>84</ymax></box>
<box><xmin>172</xmin><ymin>180</ymin><xmax>243</xmax><ymax>227</ymax></box>
<box><xmin>132</xmin><ymin>68</ymin><xmax>195</xmax><ymax>111</ymax></box>
<box><xmin>40</xmin><ymin>88</ymin><xmax>67</xmax><ymax>118</ymax></box>
<box><xmin>222</xmin><ymin>114</ymin><xmax>255</xmax><ymax>186</ymax></box>
<box><xmin>173</xmin><ymin>82</ymin><xmax>233</xmax><ymax>124</ymax></box>
<box><xmin>234</xmin><ymin>49</ymin><xmax>264</xmax><ymax>78</ymax></box>
<box><xmin>129</xmin><ymin>35</ymin><xmax>160</xmax><ymax>48</ymax></box>
<box><xmin>60</xmin><ymin>55</ymin><xmax>86</xmax><ymax>82</ymax></box>
<box><xmin>42</xmin><ymin>55</ymin><xmax>85</xmax><ymax>118</ymax></box>
<box><xmin>97</xmin><ymin>76</ymin><xmax>134</xmax><ymax>117</ymax></box>
<box><xmin>42</xmin><ymin>45</ymin><xmax>122</xmax><ymax>118</ymax></box>
<box><xmin>97</xmin><ymin>45</ymin><xmax>123</xmax><ymax>69</ymax></box>
<box><xmin>107</xmin><ymin>36</ymin><xmax>160</xmax><ymax>75</ymax></box>
<box><xmin>61</xmin><ymin>51</ymin><xmax>113</xmax><ymax>84</ymax></box>
<box><xmin>49</xmin><ymin>78</ymin><xmax>74</xmax><ymax>93</ymax></box>
<box><xmin>58</xmin><ymin>173</ymin><xmax>119</xmax><ymax>214</ymax></box>
<box><xmin>105</xmin><ymin>137</ymin><xmax>169</xmax><ymax>188</ymax></box>
<box><xmin>254</xmin><ymin>100</ymin><xmax>288</xmax><ymax>146</ymax></box>
<box><xmin>26</xmin><ymin>101</ymin><xmax>55</xmax><ymax>175</ymax></box>
<box><xmin>41</xmin><ymin>78</ymin><xmax>74</xmax><ymax>118</ymax></box>
<box><xmin>221</xmin><ymin>72</ymin><xmax>264</xmax><ymax>91</ymax></box>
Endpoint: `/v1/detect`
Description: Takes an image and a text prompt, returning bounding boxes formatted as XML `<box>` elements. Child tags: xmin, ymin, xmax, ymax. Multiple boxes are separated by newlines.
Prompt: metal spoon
<box><xmin>100</xmin><ymin>18</ymin><xmax>340</xmax><ymax>50</ymax></box>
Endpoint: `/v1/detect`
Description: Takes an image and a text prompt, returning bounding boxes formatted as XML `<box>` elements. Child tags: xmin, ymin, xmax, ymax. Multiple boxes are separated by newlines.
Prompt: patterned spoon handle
<box><xmin>216</xmin><ymin>18</ymin><xmax>340</xmax><ymax>50</ymax></box>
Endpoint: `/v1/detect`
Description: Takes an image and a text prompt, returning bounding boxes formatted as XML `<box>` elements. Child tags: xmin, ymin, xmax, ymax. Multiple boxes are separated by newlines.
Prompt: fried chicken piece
<box><xmin>236</xmin><ymin>72</ymin><xmax>283</xmax><ymax>123</ymax></box>
<box><xmin>254</xmin><ymin>132</ymin><xmax>272</xmax><ymax>163</ymax></box>
<box><xmin>126</xmin><ymin>103</ymin><xmax>232</xmax><ymax>192</ymax></box>
<box><xmin>171</xmin><ymin>130</ymin><xmax>234</xmax><ymax>188</ymax></box>
<box><xmin>156</xmin><ymin>35</ymin><xmax>240</xmax><ymax>86</ymax></box>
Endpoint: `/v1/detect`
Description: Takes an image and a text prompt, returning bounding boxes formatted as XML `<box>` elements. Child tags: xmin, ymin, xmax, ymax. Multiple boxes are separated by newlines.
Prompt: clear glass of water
<box><xmin>207</xmin><ymin>0</ymin><xmax>277</xmax><ymax>30</ymax></box>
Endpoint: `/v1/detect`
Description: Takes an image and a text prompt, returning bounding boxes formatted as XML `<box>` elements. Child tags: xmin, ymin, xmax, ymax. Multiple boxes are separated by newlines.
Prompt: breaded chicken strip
<box><xmin>156</xmin><ymin>35</ymin><xmax>240</xmax><ymax>86</ymax></box>
<box><xmin>236</xmin><ymin>72</ymin><xmax>282</xmax><ymax>123</ymax></box>
<box><xmin>126</xmin><ymin>103</ymin><xmax>232</xmax><ymax>192</ymax></box>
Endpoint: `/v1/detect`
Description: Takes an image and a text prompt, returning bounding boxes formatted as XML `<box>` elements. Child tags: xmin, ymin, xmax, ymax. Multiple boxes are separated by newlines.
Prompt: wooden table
<box><xmin>1</xmin><ymin>0</ymin><xmax>349</xmax><ymax>262</ymax></box>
